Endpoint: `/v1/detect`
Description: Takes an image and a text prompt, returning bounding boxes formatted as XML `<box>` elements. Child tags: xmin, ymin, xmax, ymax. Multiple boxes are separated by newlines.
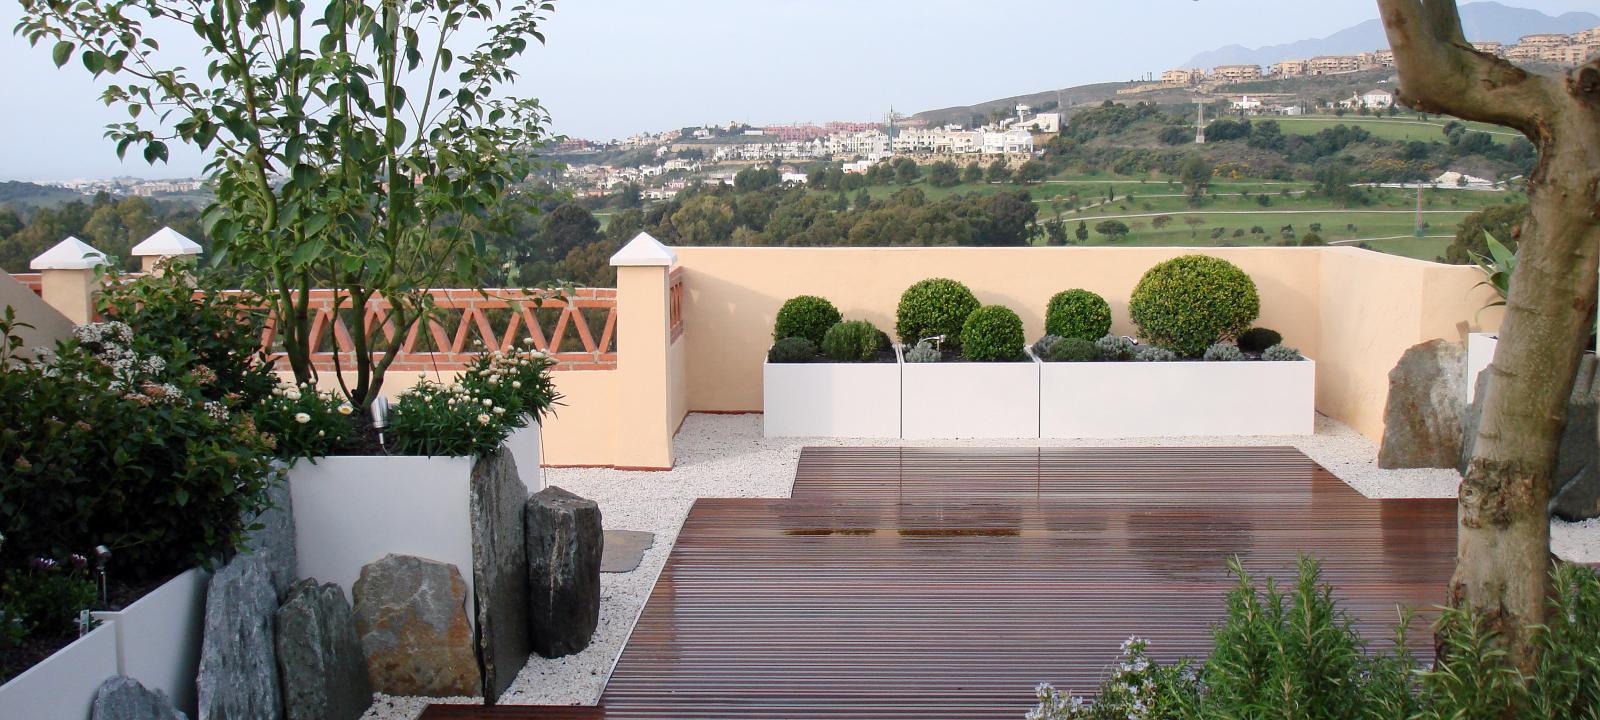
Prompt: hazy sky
<box><xmin>1</xmin><ymin>0</ymin><xmax>1594</xmax><ymax>182</ymax></box>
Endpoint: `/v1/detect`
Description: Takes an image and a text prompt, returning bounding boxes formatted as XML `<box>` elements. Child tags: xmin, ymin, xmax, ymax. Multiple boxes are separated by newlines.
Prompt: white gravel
<box><xmin>360</xmin><ymin>412</ymin><xmax>1600</xmax><ymax>719</ymax></box>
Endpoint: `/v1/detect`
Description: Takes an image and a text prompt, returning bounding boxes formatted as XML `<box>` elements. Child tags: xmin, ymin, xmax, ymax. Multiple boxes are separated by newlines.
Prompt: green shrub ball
<box><xmin>768</xmin><ymin>337</ymin><xmax>818</xmax><ymax>363</ymax></box>
<box><xmin>960</xmin><ymin>305</ymin><xmax>1026</xmax><ymax>362</ymax></box>
<box><xmin>773</xmin><ymin>295</ymin><xmax>841</xmax><ymax>346</ymax></box>
<box><xmin>896</xmin><ymin>278</ymin><xmax>980</xmax><ymax>350</ymax></box>
<box><xmin>821</xmin><ymin>320</ymin><xmax>883</xmax><ymax>362</ymax></box>
<box><xmin>1046</xmin><ymin>337</ymin><xmax>1099</xmax><ymax>362</ymax></box>
<box><xmin>1045</xmin><ymin>289</ymin><xmax>1113</xmax><ymax>341</ymax></box>
<box><xmin>1237</xmin><ymin>327</ymin><xmax>1283</xmax><ymax>354</ymax></box>
<box><xmin>1129</xmin><ymin>255</ymin><xmax>1260</xmax><ymax>358</ymax></box>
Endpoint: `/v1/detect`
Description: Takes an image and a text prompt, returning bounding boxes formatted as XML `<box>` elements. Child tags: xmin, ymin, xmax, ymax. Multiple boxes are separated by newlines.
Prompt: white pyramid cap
<box><xmin>31</xmin><ymin>236</ymin><xmax>109</xmax><ymax>270</ymax></box>
<box><xmin>130</xmin><ymin>226</ymin><xmax>202</xmax><ymax>257</ymax></box>
<box><xmin>609</xmin><ymin>231</ymin><xmax>677</xmax><ymax>267</ymax></box>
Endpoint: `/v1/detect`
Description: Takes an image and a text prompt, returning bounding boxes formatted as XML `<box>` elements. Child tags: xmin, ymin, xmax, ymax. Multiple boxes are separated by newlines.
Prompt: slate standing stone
<box><xmin>197</xmin><ymin>554</ymin><xmax>282</xmax><ymax>720</ymax></box>
<box><xmin>469</xmin><ymin>447</ymin><xmax>532</xmax><ymax>702</ymax></box>
<box><xmin>92</xmin><ymin>676</ymin><xmax>189</xmax><ymax>720</ymax></box>
<box><xmin>352</xmin><ymin>554</ymin><xmax>481</xmax><ymax>698</ymax></box>
<box><xmin>274</xmin><ymin>579</ymin><xmax>373</xmax><ymax>720</ymax></box>
<box><xmin>242</xmin><ymin>474</ymin><xmax>298</xmax><ymax>601</ymax></box>
<box><xmin>1379</xmin><ymin>339</ymin><xmax>1466</xmax><ymax>469</ymax></box>
<box><xmin>1461</xmin><ymin>354</ymin><xmax>1600</xmax><ymax>521</ymax></box>
<box><xmin>525</xmin><ymin>486</ymin><xmax>603</xmax><ymax>658</ymax></box>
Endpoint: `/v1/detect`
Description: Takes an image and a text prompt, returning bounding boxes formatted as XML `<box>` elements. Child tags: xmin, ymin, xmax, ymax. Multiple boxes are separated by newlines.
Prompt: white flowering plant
<box><xmin>457</xmin><ymin>342</ymin><xmax>563</xmax><ymax>427</ymax></box>
<box><xmin>386</xmin><ymin>379</ymin><xmax>521</xmax><ymax>458</ymax></box>
<box><xmin>251</xmin><ymin>384</ymin><xmax>356</xmax><ymax>462</ymax></box>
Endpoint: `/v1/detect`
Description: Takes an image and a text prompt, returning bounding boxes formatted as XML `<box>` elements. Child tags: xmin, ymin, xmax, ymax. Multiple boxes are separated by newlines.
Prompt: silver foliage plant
<box><xmin>904</xmin><ymin>340</ymin><xmax>942</xmax><ymax>364</ymax></box>
<box><xmin>1262</xmin><ymin>344</ymin><xmax>1303</xmax><ymax>361</ymax></box>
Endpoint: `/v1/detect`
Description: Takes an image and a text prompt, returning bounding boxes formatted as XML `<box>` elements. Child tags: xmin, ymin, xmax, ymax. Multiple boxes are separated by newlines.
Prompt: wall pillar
<box><xmin>609</xmin><ymin>233</ymin><xmax>678</xmax><ymax>470</ymax></box>
<box><xmin>131</xmin><ymin>227</ymin><xmax>203</xmax><ymax>276</ymax></box>
<box><xmin>31</xmin><ymin>236</ymin><xmax>108</xmax><ymax>325</ymax></box>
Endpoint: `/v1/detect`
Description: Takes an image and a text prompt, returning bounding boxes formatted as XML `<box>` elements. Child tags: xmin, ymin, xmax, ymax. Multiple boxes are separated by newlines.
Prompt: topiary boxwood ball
<box><xmin>1129</xmin><ymin>255</ymin><xmax>1260</xmax><ymax>358</ymax></box>
<box><xmin>1045</xmin><ymin>289</ymin><xmax>1113</xmax><ymax>341</ymax></box>
<box><xmin>773</xmin><ymin>295</ymin><xmax>841</xmax><ymax>346</ymax></box>
<box><xmin>821</xmin><ymin>320</ymin><xmax>883</xmax><ymax>362</ymax></box>
<box><xmin>896</xmin><ymin>278</ymin><xmax>980</xmax><ymax>350</ymax></box>
<box><xmin>960</xmin><ymin>305</ymin><xmax>1026</xmax><ymax>362</ymax></box>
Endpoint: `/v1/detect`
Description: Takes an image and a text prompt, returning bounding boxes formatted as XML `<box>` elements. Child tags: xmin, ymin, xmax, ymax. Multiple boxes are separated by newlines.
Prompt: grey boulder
<box><xmin>275</xmin><ymin>579</ymin><xmax>373</xmax><ymax>720</ymax></box>
<box><xmin>1379</xmin><ymin>338</ymin><xmax>1466</xmax><ymax>469</ymax></box>
<box><xmin>197</xmin><ymin>554</ymin><xmax>282</xmax><ymax>720</ymax></box>
<box><xmin>241</xmin><ymin>474</ymin><xmax>297</xmax><ymax>600</ymax></box>
<box><xmin>92</xmin><ymin>676</ymin><xmax>188</xmax><ymax>720</ymax></box>
<box><xmin>470</xmin><ymin>446</ymin><xmax>532</xmax><ymax>701</ymax></box>
<box><xmin>525</xmin><ymin>486</ymin><xmax>603</xmax><ymax>658</ymax></box>
<box><xmin>352</xmin><ymin>554</ymin><xmax>481</xmax><ymax>698</ymax></box>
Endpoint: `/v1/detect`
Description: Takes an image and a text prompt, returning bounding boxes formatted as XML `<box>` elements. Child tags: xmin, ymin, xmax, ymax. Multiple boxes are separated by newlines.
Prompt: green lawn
<box><xmin>1272</xmin><ymin>115</ymin><xmax>1519</xmax><ymax>144</ymax></box>
<box><xmin>1064</xmin><ymin>210</ymin><xmax>1468</xmax><ymax>261</ymax></box>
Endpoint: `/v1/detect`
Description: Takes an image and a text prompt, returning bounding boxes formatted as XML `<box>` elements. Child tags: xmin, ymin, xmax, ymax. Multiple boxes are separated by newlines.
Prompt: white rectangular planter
<box><xmin>902</xmin><ymin>356</ymin><xmax>1040</xmax><ymax>440</ymax></box>
<box><xmin>90</xmin><ymin>567</ymin><xmax>209</xmax><ymax>718</ymax></box>
<box><xmin>763</xmin><ymin>353</ymin><xmax>902</xmax><ymax>438</ymax></box>
<box><xmin>0</xmin><ymin>622</ymin><xmax>120</xmax><ymax>720</ymax></box>
<box><xmin>1466</xmin><ymin>333</ymin><xmax>1496</xmax><ymax>403</ymax></box>
<box><xmin>506</xmin><ymin>423</ymin><xmax>544</xmax><ymax>489</ymax></box>
<box><xmin>1039</xmin><ymin>358</ymin><xmax>1316</xmax><ymax>438</ymax></box>
<box><xmin>288</xmin><ymin>455</ymin><xmax>476</xmax><ymax>618</ymax></box>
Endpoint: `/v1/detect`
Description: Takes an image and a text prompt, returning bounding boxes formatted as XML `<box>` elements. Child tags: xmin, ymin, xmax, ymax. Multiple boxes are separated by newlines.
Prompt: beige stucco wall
<box><xmin>669</xmin><ymin>334</ymin><xmax>690</xmax><ymax>433</ymax></box>
<box><xmin>0</xmin><ymin>273</ymin><xmax>75</xmax><ymax>358</ymax></box>
<box><xmin>672</xmin><ymin>246</ymin><xmax>1498</xmax><ymax>441</ymax></box>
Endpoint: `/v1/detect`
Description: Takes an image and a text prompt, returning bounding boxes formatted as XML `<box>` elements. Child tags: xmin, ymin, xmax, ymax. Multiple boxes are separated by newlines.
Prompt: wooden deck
<box><xmin>425</xmin><ymin>446</ymin><xmax>1456</xmax><ymax>719</ymax></box>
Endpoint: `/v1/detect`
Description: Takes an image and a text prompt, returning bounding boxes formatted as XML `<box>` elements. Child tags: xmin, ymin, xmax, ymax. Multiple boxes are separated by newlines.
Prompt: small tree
<box><xmin>1094</xmin><ymin>220</ymin><xmax>1130</xmax><ymax>241</ymax></box>
<box><xmin>18</xmin><ymin>0</ymin><xmax>556</xmax><ymax>410</ymax></box>
<box><xmin>1075</xmin><ymin>220</ymin><xmax>1089</xmax><ymax>243</ymax></box>
<box><xmin>986</xmin><ymin>160</ymin><xmax>1012</xmax><ymax>184</ymax></box>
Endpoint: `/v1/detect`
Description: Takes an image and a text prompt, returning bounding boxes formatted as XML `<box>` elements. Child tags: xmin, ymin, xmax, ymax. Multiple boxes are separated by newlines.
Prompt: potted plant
<box><xmin>900</xmin><ymin>280</ymin><xmax>1039</xmax><ymax>439</ymax></box>
<box><xmin>764</xmin><ymin>296</ymin><xmax>900</xmax><ymax>438</ymax></box>
<box><xmin>1035</xmin><ymin>257</ymin><xmax>1315</xmax><ymax>439</ymax></box>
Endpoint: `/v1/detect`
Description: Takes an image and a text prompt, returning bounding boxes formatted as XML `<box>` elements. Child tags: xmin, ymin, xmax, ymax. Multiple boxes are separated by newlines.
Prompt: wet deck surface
<box><xmin>425</xmin><ymin>446</ymin><xmax>1456</xmax><ymax>719</ymax></box>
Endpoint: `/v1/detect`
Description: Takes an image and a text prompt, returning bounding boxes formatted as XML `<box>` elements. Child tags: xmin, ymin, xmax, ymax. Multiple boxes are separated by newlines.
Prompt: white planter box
<box><xmin>0</xmin><ymin>622</ymin><xmax>120</xmax><ymax>720</ymax></box>
<box><xmin>1039</xmin><ymin>357</ymin><xmax>1316</xmax><ymax>438</ymax></box>
<box><xmin>90</xmin><ymin>568</ymin><xmax>209</xmax><ymax>717</ymax></box>
<box><xmin>902</xmin><ymin>354</ymin><xmax>1039</xmax><ymax>440</ymax></box>
<box><xmin>506</xmin><ymin>422</ymin><xmax>544</xmax><ymax>488</ymax></box>
<box><xmin>1466</xmin><ymin>333</ymin><xmax>1496</xmax><ymax>403</ymax></box>
<box><xmin>763</xmin><ymin>350</ymin><xmax>902</xmax><ymax>438</ymax></box>
<box><xmin>288</xmin><ymin>455</ymin><xmax>477</xmax><ymax>619</ymax></box>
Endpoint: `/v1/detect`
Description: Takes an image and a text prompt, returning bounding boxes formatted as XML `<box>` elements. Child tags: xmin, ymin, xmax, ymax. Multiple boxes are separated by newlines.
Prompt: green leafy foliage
<box><xmin>253</xmin><ymin>386</ymin><xmax>357</xmax><ymax>463</ymax></box>
<box><xmin>774</xmin><ymin>296</ymin><xmax>842</xmax><ymax>345</ymax></box>
<box><xmin>1033</xmin><ymin>335</ymin><xmax>1064</xmax><ymax>358</ymax></box>
<box><xmin>821</xmin><ymin>320</ymin><xmax>883</xmax><ymax>363</ymax></box>
<box><xmin>0</xmin><ymin>555</ymin><xmax>97</xmax><ymax>641</ymax></box>
<box><xmin>1130</xmin><ymin>255</ymin><xmax>1260</xmax><ymax>358</ymax></box>
<box><xmin>384</xmin><ymin>346</ymin><xmax>560</xmax><ymax>458</ymax></box>
<box><xmin>768</xmin><ymin>337</ymin><xmax>819</xmax><ymax>363</ymax></box>
<box><xmin>1045</xmin><ymin>290</ymin><xmax>1113</xmax><ymax>342</ymax></box>
<box><xmin>896</xmin><ymin>278</ymin><xmax>980</xmax><ymax>349</ymax></box>
<box><xmin>1046</xmin><ymin>337</ymin><xmax>1099</xmax><ymax>362</ymax></box>
<box><xmin>960</xmin><ymin>305</ymin><xmax>1025</xmax><ymax>362</ymax></box>
<box><xmin>1470</xmin><ymin>231</ymin><xmax>1515</xmax><ymax>310</ymax></box>
<box><xmin>1237</xmin><ymin>327</ymin><xmax>1283</xmax><ymax>354</ymax></box>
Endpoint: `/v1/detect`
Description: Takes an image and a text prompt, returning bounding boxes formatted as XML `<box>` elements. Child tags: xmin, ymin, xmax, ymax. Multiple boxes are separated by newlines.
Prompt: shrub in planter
<box><xmin>896</xmin><ymin>278</ymin><xmax>980</xmax><ymax>349</ymax></box>
<box><xmin>1095</xmin><ymin>334</ymin><xmax>1136</xmax><ymax>361</ymax></box>
<box><xmin>1129</xmin><ymin>255</ymin><xmax>1260</xmax><ymax>357</ymax></box>
<box><xmin>1033</xmin><ymin>335</ymin><xmax>1064</xmax><ymax>358</ymax></box>
<box><xmin>904</xmin><ymin>341</ymin><xmax>942</xmax><ymax>363</ymax></box>
<box><xmin>960</xmin><ymin>306</ymin><xmax>1026</xmax><ymax>362</ymax></box>
<box><xmin>459</xmin><ymin>342</ymin><xmax>563</xmax><ymax>425</ymax></box>
<box><xmin>768</xmin><ymin>337</ymin><xmax>819</xmax><ymax>363</ymax></box>
<box><xmin>1046</xmin><ymin>338</ymin><xmax>1099</xmax><ymax>362</ymax></box>
<box><xmin>1263</xmin><ymin>344</ymin><xmax>1303</xmax><ymax>361</ymax></box>
<box><xmin>821</xmin><ymin>320</ymin><xmax>883</xmax><ymax>362</ymax></box>
<box><xmin>1204</xmin><ymin>343</ymin><xmax>1245</xmax><ymax>361</ymax></box>
<box><xmin>1045</xmin><ymin>289</ymin><xmax>1113</xmax><ymax>342</ymax></box>
<box><xmin>255</xmin><ymin>386</ymin><xmax>357</xmax><ymax>462</ymax></box>
<box><xmin>384</xmin><ymin>347</ymin><xmax>560</xmax><ymax>458</ymax></box>
<box><xmin>773</xmin><ymin>295</ymin><xmax>841</xmax><ymax>346</ymax></box>
<box><xmin>1133</xmin><ymin>345</ymin><xmax>1178</xmax><ymax>362</ymax></box>
<box><xmin>0</xmin><ymin>555</ymin><xmax>96</xmax><ymax>640</ymax></box>
<box><xmin>1237</xmin><ymin>327</ymin><xmax>1283</xmax><ymax>354</ymax></box>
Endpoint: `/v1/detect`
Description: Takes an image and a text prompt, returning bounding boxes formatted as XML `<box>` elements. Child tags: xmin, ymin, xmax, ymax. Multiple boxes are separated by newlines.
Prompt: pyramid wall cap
<box><xmin>610</xmin><ymin>232</ymin><xmax>677</xmax><ymax>267</ymax></box>
<box><xmin>130</xmin><ymin>226</ymin><xmax>202</xmax><ymax>256</ymax></box>
<box><xmin>31</xmin><ymin>236</ymin><xmax>109</xmax><ymax>270</ymax></box>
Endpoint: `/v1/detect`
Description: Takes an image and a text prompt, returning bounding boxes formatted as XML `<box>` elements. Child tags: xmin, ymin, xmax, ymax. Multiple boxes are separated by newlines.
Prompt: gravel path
<box><xmin>360</xmin><ymin>412</ymin><xmax>1600</xmax><ymax>719</ymax></box>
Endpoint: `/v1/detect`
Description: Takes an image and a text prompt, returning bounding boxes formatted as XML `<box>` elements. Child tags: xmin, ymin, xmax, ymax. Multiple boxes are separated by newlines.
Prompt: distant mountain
<box><xmin>0</xmin><ymin>181</ymin><xmax>85</xmax><ymax>209</ymax></box>
<box><xmin>1182</xmin><ymin>2</ymin><xmax>1599</xmax><ymax>69</ymax></box>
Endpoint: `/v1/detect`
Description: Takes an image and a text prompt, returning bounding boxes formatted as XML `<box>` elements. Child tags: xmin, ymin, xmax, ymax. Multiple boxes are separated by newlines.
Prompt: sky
<box><xmin>0</xmin><ymin>0</ymin><xmax>1595</xmax><ymax>182</ymax></box>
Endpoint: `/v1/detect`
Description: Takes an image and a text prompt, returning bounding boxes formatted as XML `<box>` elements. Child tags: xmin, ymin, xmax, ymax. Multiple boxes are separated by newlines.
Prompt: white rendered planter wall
<box><xmin>506</xmin><ymin>422</ymin><xmax>544</xmax><ymax>488</ymax></box>
<box><xmin>1466</xmin><ymin>333</ymin><xmax>1496</xmax><ymax>404</ymax></box>
<box><xmin>902</xmin><ymin>354</ymin><xmax>1040</xmax><ymax>440</ymax></box>
<box><xmin>763</xmin><ymin>350</ymin><xmax>902</xmax><ymax>438</ymax></box>
<box><xmin>0</xmin><ymin>622</ymin><xmax>120</xmax><ymax>720</ymax></box>
<box><xmin>288</xmin><ymin>455</ymin><xmax>477</xmax><ymax>619</ymax></box>
<box><xmin>1039</xmin><ymin>358</ymin><xmax>1316</xmax><ymax>438</ymax></box>
<box><xmin>89</xmin><ymin>567</ymin><xmax>209</xmax><ymax>717</ymax></box>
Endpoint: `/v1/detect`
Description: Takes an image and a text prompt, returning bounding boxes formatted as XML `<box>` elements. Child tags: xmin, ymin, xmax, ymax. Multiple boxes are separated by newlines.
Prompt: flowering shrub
<box><xmin>387</xmin><ymin>380</ymin><xmax>515</xmax><ymax>458</ymax></box>
<box><xmin>1029</xmin><ymin>637</ymin><xmax>1200</xmax><ymax>719</ymax></box>
<box><xmin>0</xmin><ymin>553</ymin><xmax>97</xmax><ymax>641</ymax></box>
<box><xmin>458</xmin><ymin>343</ymin><xmax>562</xmax><ymax>427</ymax></box>
<box><xmin>253</xmin><ymin>384</ymin><xmax>356</xmax><ymax>462</ymax></box>
<box><xmin>0</xmin><ymin>310</ymin><xmax>277</xmax><ymax>582</ymax></box>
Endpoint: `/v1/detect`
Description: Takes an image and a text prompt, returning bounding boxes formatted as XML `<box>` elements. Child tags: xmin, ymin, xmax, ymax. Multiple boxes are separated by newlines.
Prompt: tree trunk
<box><xmin>1377</xmin><ymin>0</ymin><xmax>1600</xmax><ymax>671</ymax></box>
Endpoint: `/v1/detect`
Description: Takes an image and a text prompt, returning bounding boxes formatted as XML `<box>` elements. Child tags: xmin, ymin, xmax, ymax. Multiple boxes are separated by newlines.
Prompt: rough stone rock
<box><xmin>92</xmin><ymin>676</ymin><xmax>188</xmax><ymax>720</ymax></box>
<box><xmin>1462</xmin><ymin>354</ymin><xmax>1600</xmax><ymax>521</ymax></box>
<box><xmin>525</xmin><ymin>486</ymin><xmax>603</xmax><ymax>658</ymax></box>
<box><xmin>352</xmin><ymin>554</ymin><xmax>481</xmax><ymax>698</ymax></box>
<box><xmin>470</xmin><ymin>447</ymin><xmax>531</xmax><ymax>701</ymax></box>
<box><xmin>1378</xmin><ymin>339</ymin><xmax>1467</xmax><ymax>469</ymax></box>
<box><xmin>241</xmin><ymin>474</ymin><xmax>297</xmax><ymax>600</ymax></box>
<box><xmin>602</xmin><ymin>530</ymin><xmax>656</xmax><ymax>573</ymax></box>
<box><xmin>275</xmin><ymin>579</ymin><xmax>373</xmax><ymax>720</ymax></box>
<box><xmin>197</xmin><ymin>554</ymin><xmax>282</xmax><ymax>720</ymax></box>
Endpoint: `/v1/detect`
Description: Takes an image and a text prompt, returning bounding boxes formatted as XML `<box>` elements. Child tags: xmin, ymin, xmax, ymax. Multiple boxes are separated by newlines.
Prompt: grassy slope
<box><xmin>1272</xmin><ymin>115</ymin><xmax>1518</xmax><ymax>144</ymax></box>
